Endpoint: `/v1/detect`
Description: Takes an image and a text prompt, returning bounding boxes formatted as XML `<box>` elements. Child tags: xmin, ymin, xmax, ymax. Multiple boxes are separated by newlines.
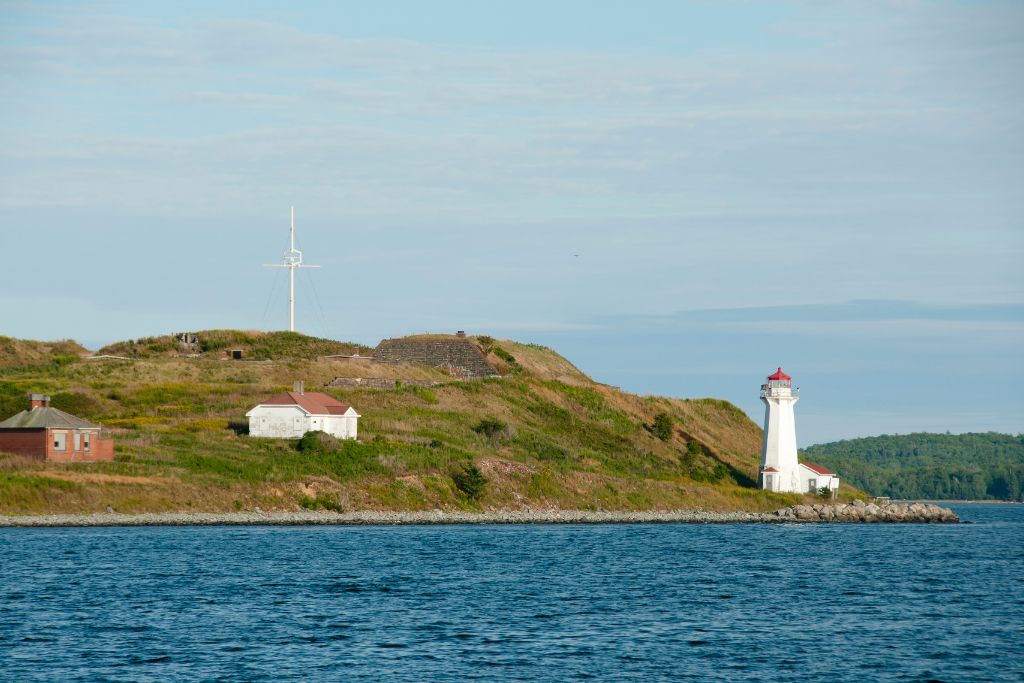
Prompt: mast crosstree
<box><xmin>263</xmin><ymin>206</ymin><xmax>320</xmax><ymax>332</ymax></box>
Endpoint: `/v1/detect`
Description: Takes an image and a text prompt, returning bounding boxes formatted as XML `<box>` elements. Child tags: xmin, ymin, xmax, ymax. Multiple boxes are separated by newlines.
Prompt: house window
<box><xmin>53</xmin><ymin>432</ymin><xmax>67</xmax><ymax>451</ymax></box>
<box><xmin>83</xmin><ymin>432</ymin><xmax>91</xmax><ymax>451</ymax></box>
<box><xmin>808</xmin><ymin>478</ymin><xmax>817</xmax><ymax>492</ymax></box>
<box><xmin>73</xmin><ymin>433</ymin><xmax>81</xmax><ymax>451</ymax></box>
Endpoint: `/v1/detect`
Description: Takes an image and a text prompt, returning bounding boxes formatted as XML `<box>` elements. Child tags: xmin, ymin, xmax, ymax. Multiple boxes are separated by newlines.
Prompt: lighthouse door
<box><xmin>764</xmin><ymin>474</ymin><xmax>774</xmax><ymax>491</ymax></box>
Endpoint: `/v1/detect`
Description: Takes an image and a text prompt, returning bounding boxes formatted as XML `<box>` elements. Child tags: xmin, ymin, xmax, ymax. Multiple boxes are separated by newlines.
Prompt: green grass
<box><xmin>0</xmin><ymin>330</ymin><xmax>856</xmax><ymax>514</ymax></box>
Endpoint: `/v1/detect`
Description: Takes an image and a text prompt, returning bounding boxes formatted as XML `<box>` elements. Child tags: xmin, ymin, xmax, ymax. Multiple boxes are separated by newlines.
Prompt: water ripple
<box><xmin>0</xmin><ymin>504</ymin><xmax>1021</xmax><ymax>682</ymax></box>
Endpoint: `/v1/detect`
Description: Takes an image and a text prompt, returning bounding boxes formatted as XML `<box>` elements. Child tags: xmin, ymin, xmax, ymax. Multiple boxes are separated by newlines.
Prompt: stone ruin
<box><xmin>372</xmin><ymin>334</ymin><xmax>499</xmax><ymax>379</ymax></box>
<box><xmin>174</xmin><ymin>333</ymin><xmax>200</xmax><ymax>354</ymax></box>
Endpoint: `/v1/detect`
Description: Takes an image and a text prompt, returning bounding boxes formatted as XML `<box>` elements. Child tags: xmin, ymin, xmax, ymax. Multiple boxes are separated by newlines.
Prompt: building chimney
<box><xmin>29</xmin><ymin>394</ymin><xmax>50</xmax><ymax>410</ymax></box>
<box><xmin>293</xmin><ymin>380</ymin><xmax>304</xmax><ymax>394</ymax></box>
<box><xmin>456</xmin><ymin>330</ymin><xmax>466</xmax><ymax>338</ymax></box>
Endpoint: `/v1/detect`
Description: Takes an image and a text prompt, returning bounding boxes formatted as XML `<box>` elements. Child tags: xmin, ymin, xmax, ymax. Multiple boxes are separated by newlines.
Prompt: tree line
<box><xmin>801</xmin><ymin>432</ymin><xmax>1024</xmax><ymax>501</ymax></box>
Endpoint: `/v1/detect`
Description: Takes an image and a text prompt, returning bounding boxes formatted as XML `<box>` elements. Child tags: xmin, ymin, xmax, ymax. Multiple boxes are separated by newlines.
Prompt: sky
<box><xmin>1</xmin><ymin>1</ymin><xmax>1021</xmax><ymax>444</ymax></box>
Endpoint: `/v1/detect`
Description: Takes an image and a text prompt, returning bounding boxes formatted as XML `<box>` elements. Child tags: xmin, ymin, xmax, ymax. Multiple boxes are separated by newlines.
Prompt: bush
<box><xmin>683</xmin><ymin>439</ymin><xmax>702</xmax><ymax>467</ymax></box>
<box><xmin>298</xmin><ymin>494</ymin><xmax>345</xmax><ymax>512</ymax></box>
<box><xmin>472</xmin><ymin>417</ymin><xmax>507</xmax><ymax>439</ymax></box>
<box><xmin>452</xmin><ymin>464</ymin><xmax>487</xmax><ymax>499</ymax></box>
<box><xmin>818</xmin><ymin>486</ymin><xmax>833</xmax><ymax>498</ymax></box>
<box><xmin>652</xmin><ymin>412</ymin><xmax>674</xmax><ymax>441</ymax></box>
<box><xmin>51</xmin><ymin>392</ymin><xmax>103</xmax><ymax>419</ymax></box>
<box><xmin>296</xmin><ymin>431</ymin><xmax>340</xmax><ymax>454</ymax></box>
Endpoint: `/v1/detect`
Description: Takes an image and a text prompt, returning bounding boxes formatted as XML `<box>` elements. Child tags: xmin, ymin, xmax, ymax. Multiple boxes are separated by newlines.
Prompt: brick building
<box><xmin>0</xmin><ymin>394</ymin><xmax>114</xmax><ymax>461</ymax></box>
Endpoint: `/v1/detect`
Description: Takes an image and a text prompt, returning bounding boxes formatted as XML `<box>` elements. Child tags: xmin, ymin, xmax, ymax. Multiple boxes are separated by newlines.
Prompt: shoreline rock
<box><xmin>774</xmin><ymin>500</ymin><xmax>959</xmax><ymax>524</ymax></box>
<box><xmin>0</xmin><ymin>502</ymin><xmax>958</xmax><ymax>527</ymax></box>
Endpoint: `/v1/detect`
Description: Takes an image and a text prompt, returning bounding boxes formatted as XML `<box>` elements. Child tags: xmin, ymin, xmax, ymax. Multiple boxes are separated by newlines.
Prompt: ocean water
<box><xmin>1</xmin><ymin>504</ymin><xmax>1022</xmax><ymax>682</ymax></box>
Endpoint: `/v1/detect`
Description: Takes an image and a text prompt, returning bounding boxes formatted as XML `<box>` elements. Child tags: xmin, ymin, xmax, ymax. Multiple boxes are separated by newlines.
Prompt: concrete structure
<box><xmin>373</xmin><ymin>334</ymin><xmax>498</xmax><ymax>378</ymax></box>
<box><xmin>758</xmin><ymin>368</ymin><xmax>840</xmax><ymax>495</ymax></box>
<box><xmin>246</xmin><ymin>382</ymin><xmax>359</xmax><ymax>439</ymax></box>
<box><xmin>0</xmin><ymin>394</ymin><xmax>114</xmax><ymax>461</ymax></box>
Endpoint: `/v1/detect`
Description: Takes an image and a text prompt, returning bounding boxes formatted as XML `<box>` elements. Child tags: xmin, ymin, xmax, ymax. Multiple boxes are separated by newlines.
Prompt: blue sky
<box><xmin>1</xmin><ymin>1</ymin><xmax>1021</xmax><ymax>444</ymax></box>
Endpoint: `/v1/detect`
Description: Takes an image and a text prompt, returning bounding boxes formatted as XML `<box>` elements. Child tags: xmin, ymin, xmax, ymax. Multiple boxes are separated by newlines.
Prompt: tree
<box><xmin>652</xmin><ymin>412</ymin><xmax>674</xmax><ymax>441</ymax></box>
<box><xmin>452</xmin><ymin>464</ymin><xmax>487</xmax><ymax>499</ymax></box>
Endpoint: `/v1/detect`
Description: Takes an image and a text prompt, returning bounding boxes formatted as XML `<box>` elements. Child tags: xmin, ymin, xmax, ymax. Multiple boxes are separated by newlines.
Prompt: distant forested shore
<box><xmin>802</xmin><ymin>432</ymin><xmax>1024</xmax><ymax>501</ymax></box>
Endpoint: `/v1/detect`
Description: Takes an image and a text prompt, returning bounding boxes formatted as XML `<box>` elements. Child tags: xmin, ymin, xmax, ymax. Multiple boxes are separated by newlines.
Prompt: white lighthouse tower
<box><xmin>759</xmin><ymin>367</ymin><xmax>801</xmax><ymax>492</ymax></box>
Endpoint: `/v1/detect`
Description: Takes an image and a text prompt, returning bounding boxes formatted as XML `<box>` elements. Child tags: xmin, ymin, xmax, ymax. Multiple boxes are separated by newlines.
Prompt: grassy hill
<box><xmin>0</xmin><ymin>331</ymin><xmax>857</xmax><ymax>514</ymax></box>
<box><xmin>97</xmin><ymin>329</ymin><xmax>371</xmax><ymax>360</ymax></box>
<box><xmin>0</xmin><ymin>336</ymin><xmax>87</xmax><ymax>369</ymax></box>
<box><xmin>802</xmin><ymin>432</ymin><xmax>1024</xmax><ymax>501</ymax></box>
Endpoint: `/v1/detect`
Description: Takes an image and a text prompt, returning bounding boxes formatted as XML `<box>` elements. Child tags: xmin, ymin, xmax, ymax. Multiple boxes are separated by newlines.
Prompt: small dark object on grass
<box><xmin>472</xmin><ymin>418</ymin><xmax>507</xmax><ymax>438</ymax></box>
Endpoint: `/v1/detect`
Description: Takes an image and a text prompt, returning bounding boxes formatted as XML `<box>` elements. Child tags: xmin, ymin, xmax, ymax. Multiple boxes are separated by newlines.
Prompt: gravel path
<box><xmin>0</xmin><ymin>502</ymin><xmax>958</xmax><ymax>527</ymax></box>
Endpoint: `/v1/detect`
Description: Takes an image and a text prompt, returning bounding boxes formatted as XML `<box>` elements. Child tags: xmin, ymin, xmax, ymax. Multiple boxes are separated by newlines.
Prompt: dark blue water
<box><xmin>1</xmin><ymin>504</ymin><xmax>1022</xmax><ymax>682</ymax></box>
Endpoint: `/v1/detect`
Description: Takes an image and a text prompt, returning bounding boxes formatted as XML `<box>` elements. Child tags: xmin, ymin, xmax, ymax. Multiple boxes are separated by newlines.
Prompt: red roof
<box><xmin>257</xmin><ymin>391</ymin><xmax>353</xmax><ymax>416</ymax></box>
<box><xmin>801</xmin><ymin>462</ymin><xmax>834</xmax><ymax>476</ymax></box>
<box><xmin>760</xmin><ymin>466</ymin><xmax>779</xmax><ymax>473</ymax></box>
<box><xmin>767</xmin><ymin>367</ymin><xmax>791</xmax><ymax>381</ymax></box>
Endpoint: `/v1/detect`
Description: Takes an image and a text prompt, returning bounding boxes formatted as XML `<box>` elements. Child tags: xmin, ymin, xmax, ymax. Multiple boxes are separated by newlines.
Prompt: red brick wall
<box><xmin>44</xmin><ymin>428</ymin><xmax>115</xmax><ymax>462</ymax></box>
<box><xmin>0</xmin><ymin>430</ymin><xmax>48</xmax><ymax>459</ymax></box>
<box><xmin>0</xmin><ymin>428</ymin><xmax>114</xmax><ymax>461</ymax></box>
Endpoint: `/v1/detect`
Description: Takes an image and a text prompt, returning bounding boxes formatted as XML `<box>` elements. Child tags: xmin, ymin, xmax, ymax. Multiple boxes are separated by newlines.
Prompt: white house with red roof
<box><xmin>759</xmin><ymin>368</ymin><xmax>839</xmax><ymax>496</ymax></box>
<box><xmin>246</xmin><ymin>382</ymin><xmax>359</xmax><ymax>439</ymax></box>
<box><xmin>799</xmin><ymin>462</ymin><xmax>839</xmax><ymax>496</ymax></box>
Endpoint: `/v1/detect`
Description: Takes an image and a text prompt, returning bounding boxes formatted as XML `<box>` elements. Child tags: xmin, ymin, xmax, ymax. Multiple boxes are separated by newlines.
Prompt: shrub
<box><xmin>227</xmin><ymin>420</ymin><xmax>249</xmax><ymax>436</ymax></box>
<box><xmin>452</xmin><ymin>464</ymin><xmax>487</xmax><ymax>499</ymax></box>
<box><xmin>50</xmin><ymin>392</ymin><xmax>102</xmax><ymax>419</ymax></box>
<box><xmin>472</xmin><ymin>417</ymin><xmax>507</xmax><ymax>439</ymax></box>
<box><xmin>51</xmin><ymin>354</ymin><xmax>78</xmax><ymax>367</ymax></box>
<box><xmin>818</xmin><ymin>486</ymin><xmax>833</xmax><ymax>498</ymax></box>
<box><xmin>492</xmin><ymin>347</ymin><xmax>515</xmax><ymax>363</ymax></box>
<box><xmin>683</xmin><ymin>439</ymin><xmax>702</xmax><ymax>467</ymax></box>
<box><xmin>652</xmin><ymin>412</ymin><xmax>674</xmax><ymax>441</ymax></box>
<box><xmin>296</xmin><ymin>431</ymin><xmax>340</xmax><ymax>454</ymax></box>
<box><xmin>429</xmin><ymin>439</ymin><xmax>443</xmax><ymax>449</ymax></box>
<box><xmin>298</xmin><ymin>494</ymin><xmax>345</xmax><ymax>512</ymax></box>
<box><xmin>491</xmin><ymin>347</ymin><xmax>521</xmax><ymax>373</ymax></box>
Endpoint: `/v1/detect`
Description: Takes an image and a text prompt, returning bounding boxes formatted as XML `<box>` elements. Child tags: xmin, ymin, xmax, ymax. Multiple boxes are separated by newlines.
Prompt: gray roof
<box><xmin>0</xmin><ymin>407</ymin><xmax>101</xmax><ymax>430</ymax></box>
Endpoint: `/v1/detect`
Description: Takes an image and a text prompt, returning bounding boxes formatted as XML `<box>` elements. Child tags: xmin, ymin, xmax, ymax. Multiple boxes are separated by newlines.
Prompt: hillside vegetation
<box><xmin>0</xmin><ymin>336</ymin><xmax>87</xmax><ymax>369</ymax></box>
<box><xmin>802</xmin><ymin>432</ymin><xmax>1024</xmax><ymax>500</ymax></box>
<box><xmin>0</xmin><ymin>332</ymin><xmax>855</xmax><ymax>514</ymax></box>
<box><xmin>97</xmin><ymin>330</ymin><xmax>371</xmax><ymax>360</ymax></box>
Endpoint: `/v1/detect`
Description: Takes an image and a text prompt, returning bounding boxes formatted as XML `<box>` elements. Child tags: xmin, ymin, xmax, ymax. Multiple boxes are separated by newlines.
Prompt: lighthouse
<box><xmin>758</xmin><ymin>368</ymin><xmax>842</xmax><ymax>496</ymax></box>
<box><xmin>759</xmin><ymin>367</ymin><xmax>801</xmax><ymax>492</ymax></box>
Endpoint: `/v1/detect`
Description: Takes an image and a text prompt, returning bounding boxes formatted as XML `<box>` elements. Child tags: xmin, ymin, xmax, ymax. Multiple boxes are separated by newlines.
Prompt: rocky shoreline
<box><xmin>0</xmin><ymin>500</ymin><xmax>957</xmax><ymax>527</ymax></box>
